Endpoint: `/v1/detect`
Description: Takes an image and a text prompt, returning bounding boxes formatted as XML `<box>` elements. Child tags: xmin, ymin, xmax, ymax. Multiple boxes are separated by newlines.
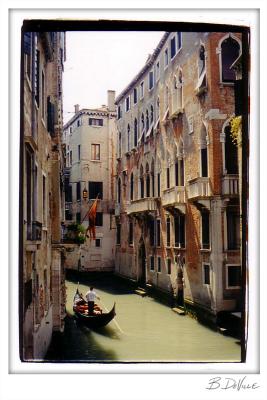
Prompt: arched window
<box><xmin>198</xmin><ymin>45</ymin><xmax>206</xmax><ymax>77</ymax></box>
<box><xmin>146</xmin><ymin>163</ymin><xmax>150</xmax><ymax>197</ymax></box>
<box><xmin>175</xmin><ymin>140</ymin><xmax>184</xmax><ymax>186</ymax></box>
<box><xmin>173</xmin><ymin>69</ymin><xmax>183</xmax><ymax>113</ymax></box>
<box><xmin>151</xmin><ymin>159</ymin><xmax>155</xmax><ymax>197</ymax></box>
<box><xmin>146</xmin><ymin>110</ymin><xmax>149</xmax><ymax>133</ymax></box>
<box><xmin>156</xmin><ymin>97</ymin><xmax>160</xmax><ymax>120</ymax></box>
<box><xmin>134</xmin><ymin>118</ymin><xmax>138</xmax><ymax>147</ymax></box>
<box><xmin>224</xmin><ymin>124</ymin><xmax>238</xmax><ymax>174</ymax></box>
<box><xmin>127</xmin><ymin>124</ymin><xmax>130</xmax><ymax>152</ymax></box>
<box><xmin>117</xmin><ymin>178</ymin><xmax>121</xmax><ymax>203</ymax></box>
<box><xmin>150</xmin><ymin>105</ymin><xmax>154</xmax><ymax>125</ymax></box>
<box><xmin>200</xmin><ymin>124</ymin><xmax>208</xmax><ymax>177</ymax></box>
<box><xmin>140</xmin><ymin>165</ymin><xmax>144</xmax><ymax>199</ymax></box>
<box><xmin>221</xmin><ymin>36</ymin><xmax>240</xmax><ymax>82</ymax></box>
<box><xmin>130</xmin><ymin>173</ymin><xmax>134</xmax><ymax>201</ymax></box>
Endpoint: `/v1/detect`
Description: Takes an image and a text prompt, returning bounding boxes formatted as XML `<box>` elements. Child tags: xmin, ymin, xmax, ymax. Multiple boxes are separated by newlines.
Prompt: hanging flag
<box><xmin>85</xmin><ymin>195</ymin><xmax>99</xmax><ymax>240</ymax></box>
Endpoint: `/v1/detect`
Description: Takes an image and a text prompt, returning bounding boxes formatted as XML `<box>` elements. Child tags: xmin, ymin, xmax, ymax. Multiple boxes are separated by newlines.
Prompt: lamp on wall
<box><xmin>82</xmin><ymin>188</ymin><xmax>88</xmax><ymax>200</ymax></box>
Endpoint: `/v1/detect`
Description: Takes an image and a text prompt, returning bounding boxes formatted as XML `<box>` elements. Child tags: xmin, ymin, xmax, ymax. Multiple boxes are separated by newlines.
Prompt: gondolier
<box><xmin>85</xmin><ymin>287</ymin><xmax>100</xmax><ymax>315</ymax></box>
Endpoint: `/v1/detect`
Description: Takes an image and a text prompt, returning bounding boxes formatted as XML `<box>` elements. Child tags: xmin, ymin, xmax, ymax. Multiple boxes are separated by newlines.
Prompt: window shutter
<box><xmin>24</xmin><ymin>32</ymin><xmax>31</xmax><ymax>55</ymax></box>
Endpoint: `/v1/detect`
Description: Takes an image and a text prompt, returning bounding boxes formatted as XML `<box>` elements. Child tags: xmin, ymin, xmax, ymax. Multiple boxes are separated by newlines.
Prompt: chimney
<box><xmin>74</xmin><ymin>104</ymin><xmax>80</xmax><ymax>114</ymax></box>
<box><xmin>107</xmin><ymin>90</ymin><xmax>115</xmax><ymax>112</ymax></box>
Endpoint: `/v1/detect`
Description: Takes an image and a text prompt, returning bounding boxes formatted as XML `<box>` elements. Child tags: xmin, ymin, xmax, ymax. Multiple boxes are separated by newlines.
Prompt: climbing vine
<box><xmin>230</xmin><ymin>116</ymin><xmax>242</xmax><ymax>147</ymax></box>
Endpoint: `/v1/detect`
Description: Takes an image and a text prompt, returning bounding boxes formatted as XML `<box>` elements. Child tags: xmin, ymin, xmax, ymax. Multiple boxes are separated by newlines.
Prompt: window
<box><xmin>226</xmin><ymin>265</ymin><xmax>241</xmax><ymax>288</ymax></box>
<box><xmin>227</xmin><ymin>208</ymin><xmax>240</xmax><ymax>250</ymax></box>
<box><xmin>116</xmin><ymin>223</ymin><xmax>121</xmax><ymax>245</ymax></box>
<box><xmin>174</xmin><ymin>213</ymin><xmax>185</xmax><ymax>248</ymax></box>
<box><xmin>164</xmin><ymin>48</ymin><xmax>169</xmax><ymax>68</ymax></box>
<box><xmin>146</xmin><ymin>174</ymin><xmax>150</xmax><ymax>197</ymax></box>
<box><xmin>203</xmin><ymin>263</ymin><xmax>210</xmax><ymax>285</ymax></box>
<box><xmin>166</xmin><ymin>167</ymin><xmax>170</xmax><ymax>189</ymax></box>
<box><xmin>24</xmin><ymin>32</ymin><xmax>32</xmax><ymax>80</ymax></box>
<box><xmin>156</xmin><ymin>220</ymin><xmax>161</xmax><ymax>247</ymax></box>
<box><xmin>117</xmin><ymin>105</ymin><xmax>122</xmax><ymax>120</ymax></box>
<box><xmin>95</xmin><ymin>238</ymin><xmax>101</xmax><ymax>247</ymax></box>
<box><xmin>47</xmin><ymin>96</ymin><xmax>55</xmax><ymax>135</ymax></box>
<box><xmin>201</xmin><ymin>148</ymin><xmax>208</xmax><ymax>177</ymax></box>
<box><xmin>134</xmin><ymin>119</ymin><xmax>138</xmax><ymax>147</ymax></box>
<box><xmin>221</xmin><ymin>36</ymin><xmax>240</xmax><ymax>82</ymax></box>
<box><xmin>78</xmin><ymin>145</ymin><xmax>81</xmax><ymax>161</ymax></box>
<box><xmin>140</xmin><ymin>81</ymin><xmax>144</xmax><ymax>99</ymax></box>
<box><xmin>117</xmin><ymin>178</ymin><xmax>121</xmax><ymax>203</ymax></box>
<box><xmin>177</xmin><ymin>32</ymin><xmax>182</xmax><ymax>50</ymax></box>
<box><xmin>157</xmin><ymin>173</ymin><xmax>161</xmax><ymax>197</ymax></box>
<box><xmin>149</xmin><ymin>219</ymin><xmax>155</xmax><ymax>246</ymax></box>
<box><xmin>175</xmin><ymin>159</ymin><xmax>184</xmax><ymax>186</ymax></box>
<box><xmin>125</xmin><ymin>96</ymin><xmax>130</xmax><ymax>112</ymax></box>
<box><xmin>95</xmin><ymin>212</ymin><xmax>103</xmax><ymax>226</ymax></box>
<box><xmin>89</xmin><ymin>181</ymin><xmax>103</xmax><ymax>199</ymax></box>
<box><xmin>89</xmin><ymin>118</ymin><xmax>103</xmax><ymax>126</ymax></box>
<box><xmin>133</xmin><ymin>88</ymin><xmax>138</xmax><ymax>104</ymax></box>
<box><xmin>77</xmin><ymin>119</ymin><xmax>81</xmax><ymax>127</ymax></box>
<box><xmin>129</xmin><ymin>220</ymin><xmax>133</xmax><ymax>245</ymax></box>
<box><xmin>70</xmin><ymin>150</ymin><xmax>72</xmax><ymax>165</ymax></box>
<box><xmin>196</xmin><ymin>45</ymin><xmax>207</xmax><ymax>93</ymax></box>
<box><xmin>150</xmin><ymin>256</ymin><xmax>155</xmax><ymax>271</ymax></box>
<box><xmin>166</xmin><ymin>217</ymin><xmax>171</xmax><ymax>247</ymax></box>
<box><xmin>146</xmin><ymin>110</ymin><xmax>149</xmax><ymax>133</ymax></box>
<box><xmin>149</xmin><ymin>70</ymin><xmax>154</xmax><ymax>90</ymax></box>
<box><xmin>127</xmin><ymin>124</ymin><xmax>131</xmax><ymax>152</ymax></box>
<box><xmin>167</xmin><ymin>258</ymin><xmax>171</xmax><ymax>275</ymax></box>
<box><xmin>35</xmin><ymin>49</ymin><xmax>40</xmax><ymax>106</ymax></box>
<box><xmin>156</xmin><ymin>61</ymin><xmax>160</xmax><ymax>82</ymax></box>
<box><xmin>150</xmin><ymin>105</ymin><xmax>154</xmax><ymax>125</ymax></box>
<box><xmin>201</xmin><ymin>211</ymin><xmax>210</xmax><ymax>249</ymax></box>
<box><xmin>199</xmin><ymin>45</ymin><xmax>206</xmax><ymax>77</ymax></box>
<box><xmin>91</xmin><ymin>144</ymin><xmax>100</xmax><ymax>160</ymax></box>
<box><xmin>65</xmin><ymin>209</ymin><xmax>72</xmax><ymax>220</ymax></box>
<box><xmin>225</xmin><ymin>125</ymin><xmax>238</xmax><ymax>174</ymax></box>
<box><xmin>130</xmin><ymin>173</ymin><xmax>134</xmax><ymax>201</ymax></box>
<box><xmin>70</xmin><ymin>126</ymin><xmax>72</xmax><ymax>134</ymax></box>
<box><xmin>76</xmin><ymin>181</ymin><xmax>81</xmax><ymax>201</ymax></box>
<box><xmin>65</xmin><ymin>176</ymin><xmax>72</xmax><ymax>202</ymax></box>
<box><xmin>140</xmin><ymin>166</ymin><xmax>144</xmax><ymax>199</ymax></box>
<box><xmin>171</xmin><ymin>36</ymin><xmax>176</xmax><ymax>59</ymax></box>
<box><xmin>157</xmin><ymin>257</ymin><xmax>161</xmax><ymax>273</ymax></box>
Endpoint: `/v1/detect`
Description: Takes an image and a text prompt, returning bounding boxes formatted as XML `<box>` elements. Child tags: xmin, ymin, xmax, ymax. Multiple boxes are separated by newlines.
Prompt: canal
<box><xmin>45</xmin><ymin>273</ymin><xmax>241</xmax><ymax>363</ymax></box>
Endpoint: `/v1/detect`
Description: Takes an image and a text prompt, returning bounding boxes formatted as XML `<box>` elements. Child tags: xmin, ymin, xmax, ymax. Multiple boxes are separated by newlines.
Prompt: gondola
<box><xmin>73</xmin><ymin>288</ymin><xmax>116</xmax><ymax>329</ymax></box>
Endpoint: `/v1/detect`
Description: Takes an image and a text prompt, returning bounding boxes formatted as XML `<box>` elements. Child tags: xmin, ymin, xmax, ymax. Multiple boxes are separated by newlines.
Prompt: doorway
<box><xmin>138</xmin><ymin>240</ymin><xmax>146</xmax><ymax>285</ymax></box>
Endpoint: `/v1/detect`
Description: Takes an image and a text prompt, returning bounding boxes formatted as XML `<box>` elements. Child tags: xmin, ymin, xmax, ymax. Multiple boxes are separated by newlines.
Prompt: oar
<box><xmin>99</xmin><ymin>300</ymin><xmax>124</xmax><ymax>334</ymax></box>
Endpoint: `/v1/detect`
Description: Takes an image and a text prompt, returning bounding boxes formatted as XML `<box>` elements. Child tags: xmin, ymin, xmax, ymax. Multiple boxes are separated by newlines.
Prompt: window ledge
<box><xmin>200</xmin><ymin>248</ymin><xmax>211</xmax><ymax>252</ymax></box>
<box><xmin>90</xmin><ymin>159</ymin><xmax>101</xmax><ymax>162</ymax></box>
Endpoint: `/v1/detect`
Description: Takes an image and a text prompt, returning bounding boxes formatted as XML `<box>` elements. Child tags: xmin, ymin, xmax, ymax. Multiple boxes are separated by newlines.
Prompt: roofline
<box><xmin>115</xmin><ymin>32</ymin><xmax>170</xmax><ymax>104</ymax></box>
<box><xmin>63</xmin><ymin>108</ymin><xmax>116</xmax><ymax>129</ymax></box>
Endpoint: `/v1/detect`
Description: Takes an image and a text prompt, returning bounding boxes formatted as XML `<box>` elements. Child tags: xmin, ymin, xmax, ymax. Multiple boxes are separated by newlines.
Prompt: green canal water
<box><xmin>45</xmin><ymin>274</ymin><xmax>241</xmax><ymax>363</ymax></box>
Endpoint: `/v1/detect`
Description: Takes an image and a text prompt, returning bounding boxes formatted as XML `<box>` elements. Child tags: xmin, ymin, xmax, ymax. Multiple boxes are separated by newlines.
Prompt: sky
<box><xmin>63</xmin><ymin>31</ymin><xmax>165</xmax><ymax>123</ymax></box>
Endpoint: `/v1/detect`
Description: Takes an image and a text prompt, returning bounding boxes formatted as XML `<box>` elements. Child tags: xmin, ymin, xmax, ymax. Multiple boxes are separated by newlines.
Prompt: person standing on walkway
<box><xmin>85</xmin><ymin>286</ymin><xmax>100</xmax><ymax>315</ymax></box>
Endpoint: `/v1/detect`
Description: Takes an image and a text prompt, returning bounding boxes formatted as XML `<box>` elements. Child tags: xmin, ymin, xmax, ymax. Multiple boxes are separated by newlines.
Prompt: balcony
<box><xmin>26</xmin><ymin>220</ymin><xmax>42</xmax><ymax>241</ymax></box>
<box><xmin>187</xmin><ymin>177</ymin><xmax>212</xmax><ymax>200</ymax></box>
<box><xmin>222</xmin><ymin>175</ymin><xmax>239</xmax><ymax>196</ymax></box>
<box><xmin>126</xmin><ymin>198</ymin><xmax>157</xmax><ymax>215</ymax></box>
<box><xmin>162</xmin><ymin>186</ymin><xmax>186</xmax><ymax>213</ymax></box>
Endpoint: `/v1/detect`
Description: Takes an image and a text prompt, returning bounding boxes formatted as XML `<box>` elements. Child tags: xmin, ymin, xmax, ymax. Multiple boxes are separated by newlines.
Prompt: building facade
<box><xmin>115</xmin><ymin>32</ymin><xmax>243</xmax><ymax>324</ymax></box>
<box><xmin>22</xmin><ymin>31</ymin><xmax>66</xmax><ymax>360</ymax></box>
<box><xmin>62</xmin><ymin>91</ymin><xmax>117</xmax><ymax>272</ymax></box>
